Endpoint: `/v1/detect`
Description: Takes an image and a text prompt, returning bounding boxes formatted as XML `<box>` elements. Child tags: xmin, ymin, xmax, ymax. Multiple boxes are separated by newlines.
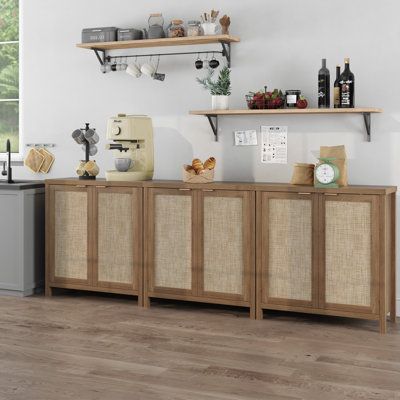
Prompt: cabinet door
<box><xmin>320</xmin><ymin>194</ymin><xmax>379</xmax><ymax>314</ymax></box>
<box><xmin>198</xmin><ymin>190</ymin><xmax>254</xmax><ymax>304</ymax></box>
<box><xmin>48</xmin><ymin>185</ymin><xmax>93</xmax><ymax>286</ymax></box>
<box><xmin>93</xmin><ymin>187</ymin><xmax>142</xmax><ymax>293</ymax></box>
<box><xmin>259</xmin><ymin>192</ymin><xmax>318</xmax><ymax>308</ymax></box>
<box><xmin>146</xmin><ymin>188</ymin><xmax>196</xmax><ymax>296</ymax></box>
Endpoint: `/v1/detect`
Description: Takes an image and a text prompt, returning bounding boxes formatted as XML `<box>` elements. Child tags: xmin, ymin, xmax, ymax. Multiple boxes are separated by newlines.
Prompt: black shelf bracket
<box><xmin>363</xmin><ymin>112</ymin><xmax>371</xmax><ymax>142</ymax></box>
<box><xmin>93</xmin><ymin>49</ymin><xmax>106</xmax><ymax>65</ymax></box>
<box><xmin>220</xmin><ymin>42</ymin><xmax>231</xmax><ymax>67</ymax></box>
<box><xmin>206</xmin><ymin>115</ymin><xmax>219</xmax><ymax>141</ymax></box>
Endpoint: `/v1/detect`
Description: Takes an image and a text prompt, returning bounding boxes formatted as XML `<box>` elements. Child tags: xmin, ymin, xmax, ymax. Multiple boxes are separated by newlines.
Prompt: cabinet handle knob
<box><xmin>96</xmin><ymin>185</ymin><xmax>107</xmax><ymax>188</ymax></box>
<box><xmin>179</xmin><ymin>188</ymin><xmax>191</xmax><ymax>191</ymax></box>
<box><xmin>324</xmin><ymin>193</ymin><xmax>338</xmax><ymax>196</ymax></box>
<box><xmin>298</xmin><ymin>192</ymin><xmax>311</xmax><ymax>195</ymax></box>
<box><xmin>202</xmin><ymin>189</ymin><xmax>214</xmax><ymax>192</ymax></box>
<box><xmin>76</xmin><ymin>185</ymin><xmax>86</xmax><ymax>188</ymax></box>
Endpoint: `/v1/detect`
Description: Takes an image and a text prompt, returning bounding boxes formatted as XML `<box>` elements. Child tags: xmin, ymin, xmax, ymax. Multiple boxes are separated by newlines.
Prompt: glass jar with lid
<box><xmin>148</xmin><ymin>13</ymin><xmax>165</xmax><ymax>39</ymax></box>
<box><xmin>187</xmin><ymin>20</ymin><xmax>201</xmax><ymax>37</ymax></box>
<box><xmin>167</xmin><ymin>19</ymin><xmax>185</xmax><ymax>38</ymax></box>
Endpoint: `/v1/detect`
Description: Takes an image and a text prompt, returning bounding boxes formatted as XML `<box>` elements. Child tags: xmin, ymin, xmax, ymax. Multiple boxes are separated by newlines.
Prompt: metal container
<box><xmin>81</xmin><ymin>27</ymin><xmax>117</xmax><ymax>43</ymax></box>
<box><xmin>117</xmin><ymin>28</ymin><xmax>143</xmax><ymax>41</ymax></box>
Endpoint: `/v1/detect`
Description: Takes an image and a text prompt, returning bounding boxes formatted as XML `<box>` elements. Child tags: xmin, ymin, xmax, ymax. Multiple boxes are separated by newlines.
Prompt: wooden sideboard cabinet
<box><xmin>46</xmin><ymin>182</ymin><xmax>143</xmax><ymax>302</ymax></box>
<box><xmin>46</xmin><ymin>180</ymin><xmax>396</xmax><ymax>332</ymax></box>
<box><xmin>144</xmin><ymin>187</ymin><xmax>255</xmax><ymax>316</ymax></box>
<box><xmin>257</xmin><ymin>189</ymin><xmax>396</xmax><ymax>333</ymax></box>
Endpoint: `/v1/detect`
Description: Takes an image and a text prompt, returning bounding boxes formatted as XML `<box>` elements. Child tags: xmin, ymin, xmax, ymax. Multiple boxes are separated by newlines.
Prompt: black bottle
<box><xmin>339</xmin><ymin>58</ymin><xmax>355</xmax><ymax>108</ymax></box>
<box><xmin>318</xmin><ymin>58</ymin><xmax>330</xmax><ymax>108</ymax></box>
<box><xmin>333</xmin><ymin>65</ymin><xmax>341</xmax><ymax>108</ymax></box>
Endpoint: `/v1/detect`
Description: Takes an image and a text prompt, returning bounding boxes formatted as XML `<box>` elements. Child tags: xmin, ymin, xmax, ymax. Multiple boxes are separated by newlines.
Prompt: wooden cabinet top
<box><xmin>45</xmin><ymin>179</ymin><xmax>397</xmax><ymax>195</ymax></box>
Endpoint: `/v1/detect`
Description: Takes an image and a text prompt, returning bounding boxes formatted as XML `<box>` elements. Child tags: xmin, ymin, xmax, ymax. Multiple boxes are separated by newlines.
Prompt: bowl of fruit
<box><xmin>245</xmin><ymin>87</ymin><xmax>285</xmax><ymax>110</ymax></box>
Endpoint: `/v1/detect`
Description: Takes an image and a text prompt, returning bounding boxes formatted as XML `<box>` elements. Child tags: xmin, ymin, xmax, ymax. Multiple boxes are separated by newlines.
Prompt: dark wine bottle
<box><xmin>339</xmin><ymin>58</ymin><xmax>355</xmax><ymax>108</ymax></box>
<box><xmin>318</xmin><ymin>58</ymin><xmax>330</xmax><ymax>108</ymax></box>
<box><xmin>333</xmin><ymin>65</ymin><xmax>341</xmax><ymax>108</ymax></box>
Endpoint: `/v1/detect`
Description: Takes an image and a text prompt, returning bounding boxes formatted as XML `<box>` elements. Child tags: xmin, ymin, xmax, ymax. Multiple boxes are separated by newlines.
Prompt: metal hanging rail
<box><xmin>92</xmin><ymin>42</ymin><xmax>232</xmax><ymax>67</ymax></box>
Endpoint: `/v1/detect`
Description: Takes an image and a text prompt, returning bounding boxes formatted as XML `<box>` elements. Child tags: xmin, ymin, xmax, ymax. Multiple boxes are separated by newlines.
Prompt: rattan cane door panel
<box><xmin>148</xmin><ymin>189</ymin><xmax>195</xmax><ymax>295</ymax></box>
<box><xmin>260</xmin><ymin>193</ymin><xmax>318</xmax><ymax>307</ymax></box>
<box><xmin>321</xmin><ymin>195</ymin><xmax>379</xmax><ymax>314</ymax></box>
<box><xmin>49</xmin><ymin>186</ymin><xmax>91</xmax><ymax>285</ymax></box>
<box><xmin>199</xmin><ymin>191</ymin><xmax>253</xmax><ymax>303</ymax></box>
<box><xmin>94</xmin><ymin>188</ymin><xmax>141</xmax><ymax>292</ymax></box>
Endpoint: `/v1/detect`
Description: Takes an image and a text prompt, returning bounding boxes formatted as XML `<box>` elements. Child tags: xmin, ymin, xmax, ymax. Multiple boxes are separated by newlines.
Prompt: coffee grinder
<box><xmin>105</xmin><ymin>114</ymin><xmax>154</xmax><ymax>181</ymax></box>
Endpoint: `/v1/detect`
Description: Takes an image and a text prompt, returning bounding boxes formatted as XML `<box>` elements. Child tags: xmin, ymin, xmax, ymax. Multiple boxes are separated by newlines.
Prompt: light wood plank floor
<box><xmin>0</xmin><ymin>293</ymin><xmax>399</xmax><ymax>400</ymax></box>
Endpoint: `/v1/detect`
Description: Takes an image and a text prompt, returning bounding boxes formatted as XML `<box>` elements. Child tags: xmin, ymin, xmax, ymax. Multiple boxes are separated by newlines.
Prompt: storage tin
<box><xmin>81</xmin><ymin>27</ymin><xmax>117</xmax><ymax>43</ymax></box>
<box><xmin>117</xmin><ymin>28</ymin><xmax>143</xmax><ymax>41</ymax></box>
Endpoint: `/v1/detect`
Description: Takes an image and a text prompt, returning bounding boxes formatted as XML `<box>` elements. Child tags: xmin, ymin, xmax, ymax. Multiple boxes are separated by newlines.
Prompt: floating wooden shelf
<box><xmin>76</xmin><ymin>34</ymin><xmax>240</xmax><ymax>50</ymax></box>
<box><xmin>77</xmin><ymin>35</ymin><xmax>240</xmax><ymax>67</ymax></box>
<box><xmin>189</xmin><ymin>108</ymin><xmax>382</xmax><ymax>141</ymax></box>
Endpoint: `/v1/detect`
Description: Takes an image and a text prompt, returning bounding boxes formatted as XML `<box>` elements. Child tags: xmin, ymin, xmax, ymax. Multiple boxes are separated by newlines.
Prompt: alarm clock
<box><xmin>315</xmin><ymin>157</ymin><xmax>340</xmax><ymax>188</ymax></box>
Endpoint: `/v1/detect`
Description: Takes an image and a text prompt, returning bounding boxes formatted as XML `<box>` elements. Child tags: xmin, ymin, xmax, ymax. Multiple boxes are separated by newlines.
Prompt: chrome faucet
<box><xmin>1</xmin><ymin>139</ymin><xmax>13</xmax><ymax>183</ymax></box>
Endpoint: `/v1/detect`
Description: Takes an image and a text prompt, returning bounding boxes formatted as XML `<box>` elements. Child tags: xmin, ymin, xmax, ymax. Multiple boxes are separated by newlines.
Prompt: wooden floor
<box><xmin>0</xmin><ymin>293</ymin><xmax>399</xmax><ymax>400</ymax></box>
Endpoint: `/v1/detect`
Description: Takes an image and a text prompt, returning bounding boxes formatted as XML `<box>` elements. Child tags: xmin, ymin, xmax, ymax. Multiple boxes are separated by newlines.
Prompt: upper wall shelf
<box><xmin>189</xmin><ymin>108</ymin><xmax>382</xmax><ymax>141</ymax></box>
<box><xmin>76</xmin><ymin>35</ymin><xmax>240</xmax><ymax>67</ymax></box>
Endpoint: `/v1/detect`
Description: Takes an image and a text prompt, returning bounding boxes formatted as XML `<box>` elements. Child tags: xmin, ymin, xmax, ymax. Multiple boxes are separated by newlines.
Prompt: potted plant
<box><xmin>197</xmin><ymin>66</ymin><xmax>231</xmax><ymax>110</ymax></box>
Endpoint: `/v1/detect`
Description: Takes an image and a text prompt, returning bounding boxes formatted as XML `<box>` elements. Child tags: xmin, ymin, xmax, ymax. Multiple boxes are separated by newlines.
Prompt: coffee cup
<box><xmin>126</xmin><ymin>63</ymin><xmax>142</xmax><ymax>78</ymax></box>
<box><xmin>140</xmin><ymin>62</ymin><xmax>156</xmax><ymax>78</ymax></box>
<box><xmin>84</xmin><ymin>129</ymin><xmax>99</xmax><ymax>145</ymax></box>
<box><xmin>72</xmin><ymin>129</ymin><xmax>85</xmax><ymax>144</ymax></box>
<box><xmin>115</xmin><ymin>158</ymin><xmax>132</xmax><ymax>172</ymax></box>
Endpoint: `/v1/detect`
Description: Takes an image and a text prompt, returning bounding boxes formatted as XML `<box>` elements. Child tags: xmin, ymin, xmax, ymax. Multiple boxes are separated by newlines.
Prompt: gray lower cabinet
<box><xmin>0</xmin><ymin>185</ymin><xmax>45</xmax><ymax>296</ymax></box>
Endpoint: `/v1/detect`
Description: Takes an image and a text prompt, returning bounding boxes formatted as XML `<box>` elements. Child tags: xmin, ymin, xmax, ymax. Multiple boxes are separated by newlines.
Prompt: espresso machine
<box><xmin>105</xmin><ymin>114</ymin><xmax>154</xmax><ymax>181</ymax></box>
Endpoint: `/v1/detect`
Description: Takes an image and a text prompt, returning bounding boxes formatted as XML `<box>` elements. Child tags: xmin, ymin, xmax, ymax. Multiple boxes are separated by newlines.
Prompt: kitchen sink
<box><xmin>0</xmin><ymin>180</ymin><xmax>45</xmax><ymax>190</ymax></box>
<box><xmin>0</xmin><ymin>180</ymin><xmax>32</xmax><ymax>184</ymax></box>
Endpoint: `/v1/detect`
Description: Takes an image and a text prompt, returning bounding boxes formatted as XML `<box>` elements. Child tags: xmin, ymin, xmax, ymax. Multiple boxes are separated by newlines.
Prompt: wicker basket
<box><xmin>182</xmin><ymin>166</ymin><xmax>214</xmax><ymax>183</ymax></box>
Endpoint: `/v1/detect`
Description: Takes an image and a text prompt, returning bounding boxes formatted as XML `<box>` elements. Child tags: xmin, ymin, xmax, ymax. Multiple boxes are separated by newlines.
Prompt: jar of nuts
<box><xmin>167</xmin><ymin>19</ymin><xmax>185</xmax><ymax>38</ymax></box>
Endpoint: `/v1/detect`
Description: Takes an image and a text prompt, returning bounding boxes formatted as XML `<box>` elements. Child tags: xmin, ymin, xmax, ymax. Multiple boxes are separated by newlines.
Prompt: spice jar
<box><xmin>285</xmin><ymin>90</ymin><xmax>301</xmax><ymax>108</ymax></box>
<box><xmin>187</xmin><ymin>20</ymin><xmax>201</xmax><ymax>36</ymax></box>
<box><xmin>167</xmin><ymin>19</ymin><xmax>185</xmax><ymax>38</ymax></box>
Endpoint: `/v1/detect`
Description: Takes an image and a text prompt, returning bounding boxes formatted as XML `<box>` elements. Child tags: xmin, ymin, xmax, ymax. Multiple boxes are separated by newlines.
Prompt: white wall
<box><xmin>19</xmin><ymin>0</ymin><xmax>400</xmax><ymax>312</ymax></box>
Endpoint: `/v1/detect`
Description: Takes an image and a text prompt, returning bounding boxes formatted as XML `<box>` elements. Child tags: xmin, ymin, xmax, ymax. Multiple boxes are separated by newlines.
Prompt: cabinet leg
<box><xmin>143</xmin><ymin>296</ymin><xmax>151</xmax><ymax>309</ymax></box>
<box><xmin>379</xmin><ymin>315</ymin><xmax>387</xmax><ymax>334</ymax></box>
<box><xmin>255</xmin><ymin>305</ymin><xmax>263</xmax><ymax>320</ymax></box>
<box><xmin>390</xmin><ymin>305</ymin><xmax>397</xmax><ymax>323</ymax></box>
<box><xmin>45</xmin><ymin>285</ymin><xmax>53</xmax><ymax>297</ymax></box>
<box><xmin>249</xmin><ymin>306</ymin><xmax>256</xmax><ymax>320</ymax></box>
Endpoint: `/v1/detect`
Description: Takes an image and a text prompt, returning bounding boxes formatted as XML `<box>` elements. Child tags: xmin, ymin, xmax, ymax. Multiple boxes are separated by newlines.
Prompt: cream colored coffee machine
<box><xmin>106</xmin><ymin>114</ymin><xmax>154</xmax><ymax>181</ymax></box>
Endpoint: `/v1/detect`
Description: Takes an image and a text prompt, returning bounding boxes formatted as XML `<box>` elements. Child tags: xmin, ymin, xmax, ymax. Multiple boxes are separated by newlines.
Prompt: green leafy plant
<box><xmin>197</xmin><ymin>66</ymin><xmax>231</xmax><ymax>96</ymax></box>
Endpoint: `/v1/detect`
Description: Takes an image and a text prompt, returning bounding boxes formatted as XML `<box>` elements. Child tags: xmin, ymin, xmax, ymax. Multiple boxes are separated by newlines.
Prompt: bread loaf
<box><xmin>192</xmin><ymin>158</ymin><xmax>204</xmax><ymax>173</ymax></box>
<box><xmin>203</xmin><ymin>157</ymin><xmax>216</xmax><ymax>170</ymax></box>
<box><xmin>184</xmin><ymin>164</ymin><xmax>196</xmax><ymax>175</ymax></box>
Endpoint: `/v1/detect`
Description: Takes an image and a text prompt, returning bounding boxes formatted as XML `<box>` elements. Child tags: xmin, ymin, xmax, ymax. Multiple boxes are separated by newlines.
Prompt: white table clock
<box><xmin>315</xmin><ymin>157</ymin><xmax>340</xmax><ymax>188</ymax></box>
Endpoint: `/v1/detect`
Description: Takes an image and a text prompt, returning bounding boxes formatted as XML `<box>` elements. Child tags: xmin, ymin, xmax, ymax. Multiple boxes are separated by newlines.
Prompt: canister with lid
<box><xmin>187</xmin><ymin>20</ymin><xmax>201</xmax><ymax>36</ymax></box>
<box><xmin>285</xmin><ymin>90</ymin><xmax>301</xmax><ymax>108</ymax></box>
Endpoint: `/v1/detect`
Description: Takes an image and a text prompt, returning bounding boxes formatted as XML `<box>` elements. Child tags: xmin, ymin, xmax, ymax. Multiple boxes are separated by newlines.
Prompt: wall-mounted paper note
<box><xmin>234</xmin><ymin>130</ymin><xmax>258</xmax><ymax>146</ymax></box>
<box><xmin>261</xmin><ymin>126</ymin><xmax>288</xmax><ymax>164</ymax></box>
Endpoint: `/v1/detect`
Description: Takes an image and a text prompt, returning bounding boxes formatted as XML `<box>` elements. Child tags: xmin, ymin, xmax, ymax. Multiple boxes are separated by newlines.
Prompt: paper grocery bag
<box><xmin>290</xmin><ymin>163</ymin><xmax>315</xmax><ymax>185</ymax></box>
<box><xmin>320</xmin><ymin>145</ymin><xmax>348</xmax><ymax>186</ymax></box>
